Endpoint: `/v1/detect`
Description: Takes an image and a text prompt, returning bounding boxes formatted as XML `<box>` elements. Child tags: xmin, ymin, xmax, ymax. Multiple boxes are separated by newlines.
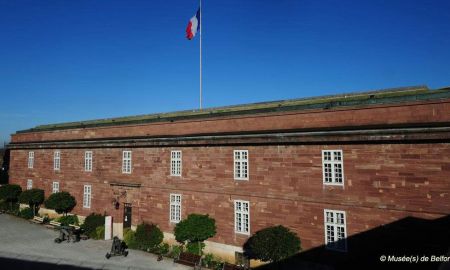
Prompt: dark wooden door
<box><xmin>123</xmin><ymin>203</ymin><xmax>132</xmax><ymax>229</ymax></box>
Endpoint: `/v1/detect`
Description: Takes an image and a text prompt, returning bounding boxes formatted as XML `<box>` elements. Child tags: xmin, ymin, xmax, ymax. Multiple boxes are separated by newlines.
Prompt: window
<box><xmin>234</xmin><ymin>150</ymin><xmax>249</xmax><ymax>180</ymax></box>
<box><xmin>170</xmin><ymin>194</ymin><xmax>182</xmax><ymax>223</ymax></box>
<box><xmin>83</xmin><ymin>185</ymin><xmax>92</xmax><ymax>209</ymax></box>
<box><xmin>28</xmin><ymin>151</ymin><xmax>34</xmax><ymax>169</ymax></box>
<box><xmin>122</xmin><ymin>151</ymin><xmax>132</xmax><ymax>174</ymax></box>
<box><xmin>52</xmin><ymin>181</ymin><xmax>59</xmax><ymax>193</ymax></box>
<box><xmin>84</xmin><ymin>151</ymin><xmax>93</xmax><ymax>172</ymax></box>
<box><xmin>27</xmin><ymin>179</ymin><xmax>33</xmax><ymax>190</ymax></box>
<box><xmin>54</xmin><ymin>150</ymin><xmax>61</xmax><ymax>171</ymax></box>
<box><xmin>324</xmin><ymin>209</ymin><xmax>347</xmax><ymax>251</ymax></box>
<box><xmin>234</xmin><ymin>200</ymin><xmax>250</xmax><ymax>234</ymax></box>
<box><xmin>170</xmin><ymin>151</ymin><xmax>182</xmax><ymax>176</ymax></box>
<box><xmin>322</xmin><ymin>150</ymin><xmax>344</xmax><ymax>185</ymax></box>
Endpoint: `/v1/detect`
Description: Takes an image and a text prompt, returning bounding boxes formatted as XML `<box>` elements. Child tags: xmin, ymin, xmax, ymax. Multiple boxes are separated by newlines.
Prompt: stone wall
<box><xmin>9</xmin><ymin>144</ymin><xmax>450</xmax><ymax>255</ymax></box>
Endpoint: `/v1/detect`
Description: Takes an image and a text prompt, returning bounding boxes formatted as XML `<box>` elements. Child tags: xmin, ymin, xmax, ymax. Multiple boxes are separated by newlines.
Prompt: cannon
<box><xmin>106</xmin><ymin>236</ymin><xmax>128</xmax><ymax>259</ymax></box>
<box><xmin>54</xmin><ymin>225</ymin><xmax>81</xmax><ymax>243</ymax></box>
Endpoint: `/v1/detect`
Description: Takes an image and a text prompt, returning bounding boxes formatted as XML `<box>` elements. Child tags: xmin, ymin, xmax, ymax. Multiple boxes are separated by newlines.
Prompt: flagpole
<box><xmin>199</xmin><ymin>0</ymin><xmax>202</xmax><ymax>110</ymax></box>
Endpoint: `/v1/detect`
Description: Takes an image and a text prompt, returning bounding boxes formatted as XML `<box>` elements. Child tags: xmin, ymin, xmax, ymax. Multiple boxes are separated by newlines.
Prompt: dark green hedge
<box><xmin>124</xmin><ymin>228</ymin><xmax>138</xmax><ymax>249</ymax></box>
<box><xmin>135</xmin><ymin>223</ymin><xmax>163</xmax><ymax>252</ymax></box>
<box><xmin>81</xmin><ymin>213</ymin><xmax>105</xmax><ymax>238</ymax></box>
<box><xmin>57</xmin><ymin>215</ymin><xmax>79</xmax><ymax>226</ymax></box>
<box><xmin>0</xmin><ymin>184</ymin><xmax>22</xmax><ymax>202</ymax></box>
<box><xmin>19</xmin><ymin>207</ymin><xmax>34</xmax><ymax>220</ymax></box>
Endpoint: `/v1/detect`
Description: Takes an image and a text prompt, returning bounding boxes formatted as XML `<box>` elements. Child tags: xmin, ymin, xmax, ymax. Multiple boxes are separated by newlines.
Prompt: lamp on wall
<box><xmin>112</xmin><ymin>191</ymin><xmax>127</xmax><ymax>210</ymax></box>
<box><xmin>112</xmin><ymin>198</ymin><xmax>120</xmax><ymax>210</ymax></box>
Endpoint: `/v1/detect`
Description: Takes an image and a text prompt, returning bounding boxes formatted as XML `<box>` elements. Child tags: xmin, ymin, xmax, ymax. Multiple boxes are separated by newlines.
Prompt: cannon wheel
<box><xmin>54</xmin><ymin>238</ymin><xmax>62</xmax><ymax>243</ymax></box>
<box><xmin>106</xmin><ymin>253</ymin><xmax>111</xmax><ymax>259</ymax></box>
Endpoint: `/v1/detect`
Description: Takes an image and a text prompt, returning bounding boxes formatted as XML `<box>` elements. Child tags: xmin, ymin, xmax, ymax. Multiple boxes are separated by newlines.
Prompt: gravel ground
<box><xmin>0</xmin><ymin>213</ymin><xmax>189</xmax><ymax>270</ymax></box>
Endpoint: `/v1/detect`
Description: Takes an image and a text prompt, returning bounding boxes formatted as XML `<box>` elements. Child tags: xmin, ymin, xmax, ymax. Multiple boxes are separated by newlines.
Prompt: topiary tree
<box><xmin>243</xmin><ymin>225</ymin><xmax>301</xmax><ymax>263</ymax></box>
<box><xmin>174</xmin><ymin>214</ymin><xmax>216</xmax><ymax>255</ymax></box>
<box><xmin>44</xmin><ymin>191</ymin><xmax>76</xmax><ymax>216</ymax></box>
<box><xmin>0</xmin><ymin>184</ymin><xmax>22</xmax><ymax>211</ymax></box>
<box><xmin>19</xmin><ymin>188</ymin><xmax>45</xmax><ymax>216</ymax></box>
<box><xmin>135</xmin><ymin>223</ymin><xmax>164</xmax><ymax>252</ymax></box>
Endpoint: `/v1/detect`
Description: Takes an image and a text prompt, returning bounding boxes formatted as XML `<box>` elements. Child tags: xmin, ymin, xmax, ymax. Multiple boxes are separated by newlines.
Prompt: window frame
<box><xmin>28</xmin><ymin>151</ymin><xmax>34</xmax><ymax>169</ymax></box>
<box><xmin>54</xmin><ymin>150</ymin><xmax>61</xmax><ymax>171</ymax></box>
<box><xmin>170</xmin><ymin>150</ymin><xmax>182</xmax><ymax>177</ymax></box>
<box><xmin>234</xmin><ymin>200</ymin><xmax>250</xmax><ymax>235</ymax></box>
<box><xmin>122</xmin><ymin>151</ymin><xmax>132</xmax><ymax>174</ymax></box>
<box><xmin>83</xmin><ymin>185</ymin><xmax>92</xmax><ymax>209</ymax></box>
<box><xmin>322</xmin><ymin>150</ymin><xmax>344</xmax><ymax>186</ymax></box>
<box><xmin>52</xmin><ymin>181</ymin><xmax>59</xmax><ymax>194</ymax></box>
<box><xmin>234</xmin><ymin>150</ymin><xmax>249</xmax><ymax>181</ymax></box>
<box><xmin>84</xmin><ymin>151</ymin><xmax>93</xmax><ymax>172</ymax></box>
<box><xmin>169</xmin><ymin>193</ymin><xmax>182</xmax><ymax>223</ymax></box>
<box><xmin>26</xmin><ymin>179</ymin><xmax>33</xmax><ymax>190</ymax></box>
<box><xmin>324</xmin><ymin>209</ymin><xmax>347</xmax><ymax>252</ymax></box>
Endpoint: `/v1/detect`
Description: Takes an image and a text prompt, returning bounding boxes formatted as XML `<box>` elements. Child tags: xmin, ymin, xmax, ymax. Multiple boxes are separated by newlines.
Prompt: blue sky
<box><xmin>1</xmin><ymin>0</ymin><xmax>450</xmax><ymax>144</ymax></box>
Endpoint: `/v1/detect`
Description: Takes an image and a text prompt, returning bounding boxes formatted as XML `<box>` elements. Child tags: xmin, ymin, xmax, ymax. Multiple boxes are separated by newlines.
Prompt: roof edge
<box><xmin>17</xmin><ymin>85</ymin><xmax>450</xmax><ymax>134</ymax></box>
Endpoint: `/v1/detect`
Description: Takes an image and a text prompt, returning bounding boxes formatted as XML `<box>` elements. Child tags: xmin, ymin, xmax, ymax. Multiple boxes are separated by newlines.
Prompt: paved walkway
<box><xmin>0</xmin><ymin>214</ymin><xmax>189</xmax><ymax>270</ymax></box>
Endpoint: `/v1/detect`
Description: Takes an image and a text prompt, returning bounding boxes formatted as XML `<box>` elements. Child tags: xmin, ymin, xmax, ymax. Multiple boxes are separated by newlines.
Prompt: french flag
<box><xmin>186</xmin><ymin>8</ymin><xmax>200</xmax><ymax>40</ymax></box>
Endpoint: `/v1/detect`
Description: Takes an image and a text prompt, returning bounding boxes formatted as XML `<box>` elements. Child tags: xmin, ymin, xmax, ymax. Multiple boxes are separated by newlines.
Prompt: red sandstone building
<box><xmin>7</xmin><ymin>86</ymin><xmax>450</xmax><ymax>265</ymax></box>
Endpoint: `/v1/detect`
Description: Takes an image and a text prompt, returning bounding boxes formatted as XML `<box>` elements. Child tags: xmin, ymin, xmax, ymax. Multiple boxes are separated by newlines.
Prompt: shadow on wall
<box><xmin>255</xmin><ymin>215</ymin><xmax>450</xmax><ymax>270</ymax></box>
<box><xmin>0</xmin><ymin>149</ymin><xmax>9</xmax><ymax>184</ymax></box>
